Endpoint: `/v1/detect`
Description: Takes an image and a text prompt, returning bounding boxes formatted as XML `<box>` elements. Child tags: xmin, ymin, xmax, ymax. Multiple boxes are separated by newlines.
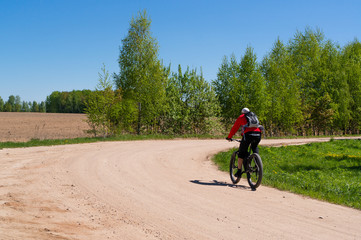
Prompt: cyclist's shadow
<box><xmin>189</xmin><ymin>179</ymin><xmax>251</xmax><ymax>190</ymax></box>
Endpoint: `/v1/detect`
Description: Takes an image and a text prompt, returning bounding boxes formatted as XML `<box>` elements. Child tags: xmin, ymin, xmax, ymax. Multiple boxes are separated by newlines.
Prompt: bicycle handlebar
<box><xmin>228</xmin><ymin>138</ymin><xmax>241</xmax><ymax>143</ymax></box>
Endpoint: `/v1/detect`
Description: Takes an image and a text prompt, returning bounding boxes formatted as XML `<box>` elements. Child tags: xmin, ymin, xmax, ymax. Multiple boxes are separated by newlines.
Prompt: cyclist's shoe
<box><xmin>235</xmin><ymin>169</ymin><xmax>242</xmax><ymax>178</ymax></box>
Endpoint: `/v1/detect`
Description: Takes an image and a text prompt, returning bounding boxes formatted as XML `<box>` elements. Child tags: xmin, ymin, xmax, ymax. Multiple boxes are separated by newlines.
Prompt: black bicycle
<box><xmin>229</xmin><ymin>139</ymin><xmax>263</xmax><ymax>190</ymax></box>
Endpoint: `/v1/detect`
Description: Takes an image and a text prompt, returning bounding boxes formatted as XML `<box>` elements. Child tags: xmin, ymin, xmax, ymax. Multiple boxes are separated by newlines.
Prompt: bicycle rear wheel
<box><xmin>229</xmin><ymin>151</ymin><xmax>241</xmax><ymax>184</ymax></box>
<box><xmin>246</xmin><ymin>153</ymin><xmax>263</xmax><ymax>189</ymax></box>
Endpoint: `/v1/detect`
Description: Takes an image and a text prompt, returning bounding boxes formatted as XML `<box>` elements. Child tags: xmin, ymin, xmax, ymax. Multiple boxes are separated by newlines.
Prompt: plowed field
<box><xmin>0</xmin><ymin>112</ymin><xmax>90</xmax><ymax>142</ymax></box>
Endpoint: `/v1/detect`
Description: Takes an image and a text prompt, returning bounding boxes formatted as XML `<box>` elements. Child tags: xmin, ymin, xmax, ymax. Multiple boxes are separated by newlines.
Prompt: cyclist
<box><xmin>226</xmin><ymin>108</ymin><xmax>263</xmax><ymax>177</ymax></box>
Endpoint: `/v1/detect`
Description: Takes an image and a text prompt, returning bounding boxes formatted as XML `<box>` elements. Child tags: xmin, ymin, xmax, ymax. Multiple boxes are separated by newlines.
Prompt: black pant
<box><xmin>238</xmin><ymin>132</ymin><xmax>261</xmax><ymax>159</ymax></box>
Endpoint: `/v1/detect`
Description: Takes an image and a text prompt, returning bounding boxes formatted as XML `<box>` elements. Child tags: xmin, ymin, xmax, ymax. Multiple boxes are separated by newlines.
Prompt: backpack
<box><xmin>244</xmin><ymin>111</ymin><xmax>260</xmax><ymax>128</ymax></box>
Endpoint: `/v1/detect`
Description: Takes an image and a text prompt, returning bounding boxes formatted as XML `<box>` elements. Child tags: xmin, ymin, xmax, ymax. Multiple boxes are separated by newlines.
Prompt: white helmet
<box><xmin>241</xmin><ymin>108</ymin><xmax>250</xmax><ymax>114</ymax></box>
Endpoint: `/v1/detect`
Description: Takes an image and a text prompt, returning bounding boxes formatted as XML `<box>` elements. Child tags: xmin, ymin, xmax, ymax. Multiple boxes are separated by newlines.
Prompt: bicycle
<box><xmin>229</xmin><ymin>138</ymin><xmax>263</xmax><ymax>190</ymax></box>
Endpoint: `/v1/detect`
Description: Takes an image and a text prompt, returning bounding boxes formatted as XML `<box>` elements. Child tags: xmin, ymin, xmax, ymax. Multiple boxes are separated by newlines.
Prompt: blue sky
<box><xmin>1</xmin><ymin>0</ymin><xmax>360</xmax><ymax>102</ymax></box>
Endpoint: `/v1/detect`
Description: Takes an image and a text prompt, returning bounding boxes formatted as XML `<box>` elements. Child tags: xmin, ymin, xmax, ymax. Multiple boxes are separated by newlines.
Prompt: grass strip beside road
<box><xmin>0</xmin><ymin>135</ymin><xmax>168</xmax><ymax>149</ymax></box>
<box><xmin>0</xmin><ymin>134</ymin><xmax>222</xmax><ymax>149</ymax></box>
<box><xmin>213</xmin><ymin>139</ymin><xmax>361</xmax><ymax>210</ymax></box>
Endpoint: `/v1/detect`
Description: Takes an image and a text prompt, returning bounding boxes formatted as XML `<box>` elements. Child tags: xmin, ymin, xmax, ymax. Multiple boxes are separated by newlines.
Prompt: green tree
<box><xmin>288</xmin><ymin>28</ymin><xmax>339</xmax><ymax>135</ymax></box>
<box><xmin>261</xmin><ymin>38</ymin><xmax>301</xmax><ymax>136</ymax></box>
<box><xmin>239</xmin><ymin>46</ymin><xmax>267</xmax><ymax>121</ymax></box>
<box><xmin>6</xmin><ymin>95</ymin><xmax>16</xmax><ymax>112</ymax></box>
<box><xmin>31</xmin><ymin>101</ymin><xmax>39</xmax><ymax>112</ymax></box>
<box><xmin>39</xmin><ymin>101</ymin><xmax>46</xmax><ymax>112</ymax></box>
<box><xmin>71</xmin><ymin>90</ymin><xmax>81</xmax><ymax>113</ymax></box>
<box><xmin>213</xmin><ymin>56</ymin><xmax>231</xmax><ymax>121</ymax></box>
<box><xmin>14</xmin><ymin>95</ymin><xmax>21</xmax><ymax>112</ymax></box>
<box><xmin>46</xmin><ymin>91</ymin><xmax>61</xmax><ymax>113</ymax></box>
<box><xmin>187</xmin><ymin>68</ymin><xmax>221</xmax><ymax>134</ymax></box>
<box><xmin>165</xmin><ymin>65</ymin><xmax>221</xmax><ymax>134</ymax></box>
<box><xmin>3</xmin><ymin>102</ymin><xmax>11</xmax><ymax>112</ymax></box>
<box><xmin>163</xmin><ymin>65</ymin><xmax>188</xmax><ymax>134</ymax></box>
<box><xmin>114</xmin><ymin>10</ymin><xmax>167</xmax><ymax>133</ymax></box>
<box><xmin>0</xmin><ymin>97</ymin><xmax>4</xmax><ymax>111</ymax></box>
<box><xmin>341</xmin><ymin>39</ymin><xmax>361</xmax><ymax>134</ymax></box>
<box><xmin>46</xmin><ymin>90</ymin><xmax>91</xmax><ymax>113</ymax></box>
<box><xmin>21</xmin><ymin>101</ymin><xmax>30</xmax><ymax>112</ymax></box>
<box><xmin>213</xmin><ymin>54</ymin><xmax>244</xmax><ymax>127</ymax></box>
<box><xmin>315</xmin><ymin>39</ymin><xmax>342</xmax><ymax>134</ymax></box>
<box><xmin>214</xmin><ymin>47</ymin><xmax>267</xmax><ymax>131</ymax></box>
<box><xmin>85</xmin><ymin>65</ymin><xmax>133</xmax><ymax>137</ymax></box>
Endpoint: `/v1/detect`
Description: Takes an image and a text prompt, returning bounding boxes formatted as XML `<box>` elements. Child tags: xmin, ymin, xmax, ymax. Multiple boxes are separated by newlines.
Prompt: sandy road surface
<box><xmin>0</xmin><ymin>138</ymin><xmax>360</xmax><ymax>240</ymax></box>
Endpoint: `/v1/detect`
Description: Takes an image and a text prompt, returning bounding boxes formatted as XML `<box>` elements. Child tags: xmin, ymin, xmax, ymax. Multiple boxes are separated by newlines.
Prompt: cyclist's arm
<box><xmin>227</xmin><ymin>115</ymin><xmax>247</xmax><ymax>139</ymax></box>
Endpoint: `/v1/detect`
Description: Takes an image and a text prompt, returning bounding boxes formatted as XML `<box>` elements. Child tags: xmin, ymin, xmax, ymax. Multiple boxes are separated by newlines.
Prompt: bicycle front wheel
<box><xmin>246</xmin><ymin>153</ymin><xmax>263</xmax><ymax>189</ymax></box>
<box><xmin>229</xmin><ymin>151</ymin><xmax>241</xmax><ymax>184</ymax></box>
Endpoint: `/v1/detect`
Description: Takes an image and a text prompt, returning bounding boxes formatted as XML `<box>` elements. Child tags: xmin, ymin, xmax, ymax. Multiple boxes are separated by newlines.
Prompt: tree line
<box><xmin>84</xmin><ymin>12</ymin><xmax>224</xmax><ymax>137</ymax></box>
<box><xmin>0</xmin><ymin>95</ymin><xmax>46</xmax><ymax>112</ymax></box>
<box><xmin>214</xmin><ymin>28</ymin><xmax>361</xmax><ymax>136</ymax></box>
<box><xmin>85</xmin><ymin>12</ymin><xmax>361</xmax><ymax>137</ymax></box>
<box><xmin>0</xmin><ymin>90</ymin><xmax>91</xmax><ymax>114</ymax></box>
<box><xmin>45</xmin><ymin>90</ymin><xmax>91</xmax><ymax>113</ymax></box>
<box><xmin>3</xmin><ymin>12</ymin><xmax>361</xmax><ymax>138</ymax></box>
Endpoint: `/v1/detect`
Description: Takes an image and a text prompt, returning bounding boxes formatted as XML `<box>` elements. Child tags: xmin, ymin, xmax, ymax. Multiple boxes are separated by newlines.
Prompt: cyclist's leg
<box><xmin>238</xmin><ymin>135</ymin><xmax>251</xmax><ymax>157</ymax></box>
<box><xmin>248</xmin><ymin>132</ymin><xmax>261</xmax><ymax>154</ymax></box>
<box><xmin>237</xmin><ymin>135</ymin><xmax>251</xmax><ymax>173</ymax></box>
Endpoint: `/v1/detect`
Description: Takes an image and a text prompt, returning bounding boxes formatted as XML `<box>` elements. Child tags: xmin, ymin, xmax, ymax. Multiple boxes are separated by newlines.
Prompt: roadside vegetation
<box><xmin>213</xmin><ymin>139</ymin><xmax>361</xmax><ymax>210</ymax></box>
<box><xmin>0</xmin><ymin>134</ymin><xmax>221</xmax><ymax>150</ymax></box>
<box><xmin>1</xmin><ymin>11</ymin><xmax>361</xmax><ymax>138</ymax></box>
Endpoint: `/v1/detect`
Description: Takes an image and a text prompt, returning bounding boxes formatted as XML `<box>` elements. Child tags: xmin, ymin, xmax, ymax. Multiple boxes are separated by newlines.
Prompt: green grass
<box><xmin>213</xmin><ymin>139</ymin><xmax>361</xmax><ymax>209</ymax></box>
<box><xmin>0</xmin><ymin>135</ymin><xmax>169</xmax><ymax>149</ymax></box>
<box><xmin>0</xmin><ymin>134</ymin><xmax>224</xmax><ymax>150</ymax></box>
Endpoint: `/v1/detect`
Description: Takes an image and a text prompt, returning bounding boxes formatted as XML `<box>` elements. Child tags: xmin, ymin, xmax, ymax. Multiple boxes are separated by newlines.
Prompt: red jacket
<box><xmin>227</xmin><ymin>114</ymin><xmax>261</xmax><ymax>139</ymax></box>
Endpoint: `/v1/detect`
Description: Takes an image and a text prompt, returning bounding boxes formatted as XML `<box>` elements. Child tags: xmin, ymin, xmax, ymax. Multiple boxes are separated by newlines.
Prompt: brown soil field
<box><xmin>0</xmin><ymin>112</ymin><xmax>91</xmax><ymax>142</ymax></box>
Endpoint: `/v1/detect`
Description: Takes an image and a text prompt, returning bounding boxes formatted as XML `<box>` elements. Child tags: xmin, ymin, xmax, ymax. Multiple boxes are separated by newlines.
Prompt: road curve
<box><xmin>0</xmin><ymin>138</ymin><xmax>360</xmax><ymax>239</ymax></box>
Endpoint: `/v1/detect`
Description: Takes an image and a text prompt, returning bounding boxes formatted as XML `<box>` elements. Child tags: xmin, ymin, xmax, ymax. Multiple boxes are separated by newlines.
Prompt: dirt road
<box><xmin>0</xmin><ymin>138</ymin><xmax>360</xmax><ymax>239</ymax></box>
